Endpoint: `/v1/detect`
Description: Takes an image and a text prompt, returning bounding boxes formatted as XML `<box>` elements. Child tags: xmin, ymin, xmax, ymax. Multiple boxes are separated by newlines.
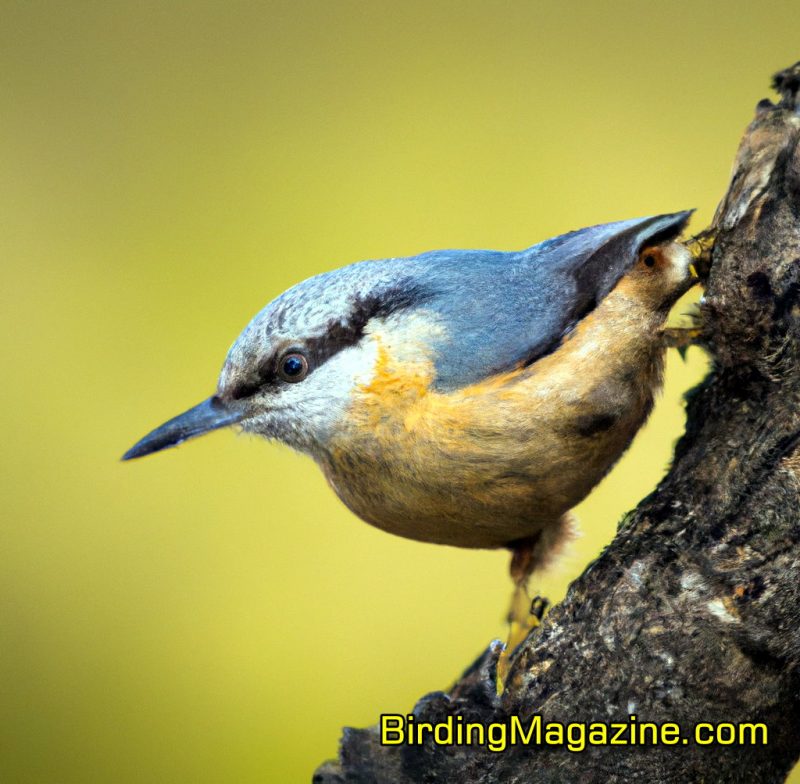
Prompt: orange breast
<box><xmin>319</xmin><ymin>290</ymin><xmax>666</xmax><ymax>549</ymax></box>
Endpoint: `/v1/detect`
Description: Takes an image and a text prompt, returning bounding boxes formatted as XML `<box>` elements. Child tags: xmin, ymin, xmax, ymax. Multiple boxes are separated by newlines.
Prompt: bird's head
<box><xmin>122</xmin><ymin>259</ymin><xmax>433</xmax><ymax>461</ymax></box>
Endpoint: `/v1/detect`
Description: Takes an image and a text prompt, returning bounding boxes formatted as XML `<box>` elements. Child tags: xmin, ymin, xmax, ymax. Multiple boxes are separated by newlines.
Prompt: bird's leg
<box><xmin>496</xmin><ymin>536</ymin><xmax>549</xmax><ymax>693</ymax></box>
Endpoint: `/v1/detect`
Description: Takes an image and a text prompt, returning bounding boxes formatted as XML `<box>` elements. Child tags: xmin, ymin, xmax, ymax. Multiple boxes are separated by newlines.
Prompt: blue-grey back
<box><xmin>249</xmin><ymin>211</ymin><xmax>691</xmax><ymax>393</ymax></box>
<box><xmin>371</xmin><ymin>212</ymin><xmax>691</xmax><ymax>390</ymax></box>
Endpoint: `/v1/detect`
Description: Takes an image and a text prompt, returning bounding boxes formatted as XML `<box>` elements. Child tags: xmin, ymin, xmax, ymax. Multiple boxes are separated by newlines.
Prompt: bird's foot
<box><xmin>496</xmin><ymin>589</ymin><xmax>549</xmax><ymax>694</ymax></box>
<box><xmin>661</xmin><ymin>326</ymin><xmax>703</xmax><ymax>359</ymax></box>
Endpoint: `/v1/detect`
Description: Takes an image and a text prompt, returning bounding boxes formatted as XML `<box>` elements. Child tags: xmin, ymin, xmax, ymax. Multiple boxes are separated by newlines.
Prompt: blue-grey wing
<box><xmin>405</xmin><ymin>211</ymin><xmax>692</xmax><ymax>391</ymax></box>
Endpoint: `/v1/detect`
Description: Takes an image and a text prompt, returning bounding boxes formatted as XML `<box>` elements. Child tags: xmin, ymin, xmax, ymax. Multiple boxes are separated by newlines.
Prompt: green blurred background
<box><xmin>2</xmin><ymin>2</ymin><xmax>797</xmax><ymax>782</ymax></box>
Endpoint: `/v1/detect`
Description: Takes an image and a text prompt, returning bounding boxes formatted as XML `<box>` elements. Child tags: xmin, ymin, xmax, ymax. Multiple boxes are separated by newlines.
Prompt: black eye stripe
<box><xmin>228</xmin><ymin>282</ymin><xmax>432</xmax><ymax>399</ymax></box>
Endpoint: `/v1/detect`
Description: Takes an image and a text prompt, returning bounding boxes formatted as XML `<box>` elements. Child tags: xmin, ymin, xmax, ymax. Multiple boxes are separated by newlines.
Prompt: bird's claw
<box><xmin>496</xmin><ymin>590</ymin><xmax>549</xmax><ymax>694</ymax></box>
<box><xmin>661</xmin><ymin>326</ymin><xmax>703</xmax><ymax>358</ymax></box>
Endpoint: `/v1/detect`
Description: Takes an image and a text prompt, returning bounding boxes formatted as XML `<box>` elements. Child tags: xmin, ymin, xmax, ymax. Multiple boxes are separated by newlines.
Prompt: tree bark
<box><xmin>314</xmin><ymin>62</ymin><xmax>800</xmax><ymax>784</ymax></box>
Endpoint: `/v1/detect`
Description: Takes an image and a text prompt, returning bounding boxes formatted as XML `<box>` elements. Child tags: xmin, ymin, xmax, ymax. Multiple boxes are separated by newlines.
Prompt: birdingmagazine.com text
<box><xmin>379</xmin><ymin>713</ymin><xmax>768</xmax><ymax>753</ymax></box>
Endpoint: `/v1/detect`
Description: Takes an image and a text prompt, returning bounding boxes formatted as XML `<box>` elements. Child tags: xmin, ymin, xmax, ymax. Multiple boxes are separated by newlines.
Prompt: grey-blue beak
<box><xmin>122</xmin><ymin>396</ymin><xmax>242</xmax><ymax>460</ymax></box>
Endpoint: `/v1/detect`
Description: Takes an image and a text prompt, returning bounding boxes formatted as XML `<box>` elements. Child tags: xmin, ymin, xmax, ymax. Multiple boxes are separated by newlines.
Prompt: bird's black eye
<box><xmin>643</xmin><ymin>254</ymin><xmax>656</xmax><ymax>268</ymax></box>
<box><xmin>278</xmin><ymin>352</ymin><xmax>309</xmax><ymax>382</ymax></box>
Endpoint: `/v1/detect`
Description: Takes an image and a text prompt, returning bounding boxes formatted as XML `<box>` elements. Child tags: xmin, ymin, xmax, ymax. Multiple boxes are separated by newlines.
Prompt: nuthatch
<box><xmin>124</xmin><ymin>211</ymin><xmax>695</xmax><ymax>685</ymax></box>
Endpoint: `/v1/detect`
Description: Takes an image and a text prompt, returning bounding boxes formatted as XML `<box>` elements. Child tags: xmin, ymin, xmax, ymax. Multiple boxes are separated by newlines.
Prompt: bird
<box><xmin>124</xmin><ymin>210</ymin><xmax>695</xmax><ymax>688</ymax></box>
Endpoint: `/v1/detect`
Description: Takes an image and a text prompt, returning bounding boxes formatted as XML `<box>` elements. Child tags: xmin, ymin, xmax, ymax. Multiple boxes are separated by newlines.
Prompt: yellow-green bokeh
<box><xmin>2</xmin><ymin>2</ymin><xmax>796</xmax><ymax>782</ymax></box>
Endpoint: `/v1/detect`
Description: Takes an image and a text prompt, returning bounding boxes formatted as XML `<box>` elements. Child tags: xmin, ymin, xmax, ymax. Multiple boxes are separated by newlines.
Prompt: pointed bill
<box><xmin>122</xmin><ymin>396</ymin><xmax>242</xmax><ymax>460</ymax></box>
